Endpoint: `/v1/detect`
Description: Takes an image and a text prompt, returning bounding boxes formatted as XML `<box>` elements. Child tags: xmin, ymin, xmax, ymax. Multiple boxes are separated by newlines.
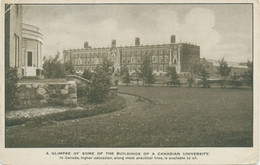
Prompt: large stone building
<box><xmin>5</xmin><ymin>4</ymin><xmax>43</xmax><ymax>77</ymax></box>
<box><xmin>63</xmin><ymin>35</ymin><xmax>200</xmax><ymax>75</ymax></box>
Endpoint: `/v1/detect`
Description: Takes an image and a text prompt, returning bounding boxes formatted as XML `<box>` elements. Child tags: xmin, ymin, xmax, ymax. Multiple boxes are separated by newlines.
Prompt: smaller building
<box><xmin>202</xmin><ymin>59</ymin><xmax>248</xmax><ymax>79</ymax></box>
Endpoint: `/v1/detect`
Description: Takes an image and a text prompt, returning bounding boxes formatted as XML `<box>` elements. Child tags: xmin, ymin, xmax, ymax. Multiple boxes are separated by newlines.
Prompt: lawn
<box><xmin>5</xmin><ymin>86</ymin><xmax>253</xmax><ymax>147</ymax></box>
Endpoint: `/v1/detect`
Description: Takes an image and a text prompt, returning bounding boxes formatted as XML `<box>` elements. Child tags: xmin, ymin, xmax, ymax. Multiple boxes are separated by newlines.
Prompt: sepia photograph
<box><xmin>1</xmin><ymin>1</ymin><xmax>259</xmax><ymax>164</ymax></box>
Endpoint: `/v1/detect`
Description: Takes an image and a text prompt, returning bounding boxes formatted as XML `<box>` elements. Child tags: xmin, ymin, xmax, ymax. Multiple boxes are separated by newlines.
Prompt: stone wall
<box><xmin>15</xmin><ymin>81</ymin><xmax>77</xmax><ymax>109</ymax></box>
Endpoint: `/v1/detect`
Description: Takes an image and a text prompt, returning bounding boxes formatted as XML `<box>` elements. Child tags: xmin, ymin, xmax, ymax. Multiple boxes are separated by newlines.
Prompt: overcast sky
<box><xmin>22</xmin><ymin>4</ymin><xmax>252</xmax><ymax>62</ymax></box>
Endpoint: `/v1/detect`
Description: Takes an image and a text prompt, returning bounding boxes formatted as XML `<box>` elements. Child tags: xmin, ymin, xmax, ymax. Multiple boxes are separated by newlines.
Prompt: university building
<box><xmin>5</xmin><ymin>4</ymin><xmax>44</xmax><ymax>77</ymax></box>
<box><xmin>63</xmin><ymin>35</ymin><xmax>200</xmax><ymax>76</ymax></box>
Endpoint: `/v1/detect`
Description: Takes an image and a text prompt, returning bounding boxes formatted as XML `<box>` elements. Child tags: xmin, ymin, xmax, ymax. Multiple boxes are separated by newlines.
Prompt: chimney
<box><xmin>112</xmin><ymin>39</ymin><xmax>116</xmax><ymax>46</ymax></box>
<box><xmin>171</xmin><ymin>35</ymin><xmax>176</xmax><ymax>44</ymax></box>
<box><xmin>135</xmin><ymin>37</ymin><xmax>140</xmax><ymax>46</ymax></box>
<box><xmin>84</xmin><ymin>42</ymin><xmax>89</xmax><ymax>49</ymax></box>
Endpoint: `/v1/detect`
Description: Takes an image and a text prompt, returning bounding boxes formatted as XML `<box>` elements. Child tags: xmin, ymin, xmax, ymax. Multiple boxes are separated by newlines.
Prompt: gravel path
<box><xmin>6</xmin><ymin>106</ymin><xmax>84</xmax><ymax>119</ymax></box>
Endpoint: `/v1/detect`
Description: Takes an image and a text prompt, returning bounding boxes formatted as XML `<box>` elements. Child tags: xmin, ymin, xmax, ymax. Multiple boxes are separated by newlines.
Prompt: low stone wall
<box><xmin>15</xmin><ymin>81</ymin><xmax>77</xmax><ymax>109</ymax></box>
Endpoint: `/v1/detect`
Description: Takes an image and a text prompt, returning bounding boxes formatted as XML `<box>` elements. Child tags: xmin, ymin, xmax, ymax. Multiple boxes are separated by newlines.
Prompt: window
<box><xmin>137</xmin><ymin>65</ymin><xmax>140</xmax><ymax>71</ymax></box>
<box><xmin>131</xmin><ymin>57</ymin><xmax>136</xmax><ymax>63</ymax></box>
<box><xmin>159</xmin><ymin>56</ymin><xmax>163</xmax><ymax>63</ymax></box>
<box><xmin>137</xmin><ymin>57</ymin><xmax>141</xmax><ymax>63</ymax></box>
<box><xmin>127</xmin><ymin>57</ymin><xmax>131</xmax><ymax>64</ymax></box>
<box><xmin>27</xmin><ymin>51</ymin><xmax>32</xmax><ymax>67</ymax></box>
<box><xmin>14</xmin><ymin>34</ymin><xmax>19</xmax><ymax>67</ymax></box>
<box><xmin>165</xmin><ymin>56</ymin><xmax>169</xmax><ymax>63</ymax></box>
<box><xmin>122</xmin><ymin>57</ymin><xmax>126</xmax><ymax>64</ymax></box>
<box><xmin>159</xmin><ymin>65</ymin><xmax>163</xmax><ymax>71</ymax></box>
<box><xmin>153</xmin><ymin>65</ymin><xmax>157</xmax><ymax>72</ymax></box>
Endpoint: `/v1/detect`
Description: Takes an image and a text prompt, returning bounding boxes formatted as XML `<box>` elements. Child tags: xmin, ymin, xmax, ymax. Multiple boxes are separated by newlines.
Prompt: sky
<box><xmin>22</xmin><ymin>4</ymin><xmax>253</xmax><ymax>62</ymax></box>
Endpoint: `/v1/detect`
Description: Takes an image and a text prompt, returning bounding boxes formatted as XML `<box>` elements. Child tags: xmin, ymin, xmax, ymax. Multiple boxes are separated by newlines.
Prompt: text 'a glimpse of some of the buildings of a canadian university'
<box><xmin>5</xmin><ymin>4</ymin><xmax>44</xmax><ymax>77</ymax></box>
<box><xmin>63</xmin><ymin>36</ymin><xmax>200</xmax><ymax>75</ymax></box>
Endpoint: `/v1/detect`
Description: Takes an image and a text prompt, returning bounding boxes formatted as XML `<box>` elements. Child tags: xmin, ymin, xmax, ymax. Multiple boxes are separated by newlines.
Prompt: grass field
<box><xmin>5</xmin><ymin>86</ymin><xmax>253</xmax><ymax>147</ymax></box>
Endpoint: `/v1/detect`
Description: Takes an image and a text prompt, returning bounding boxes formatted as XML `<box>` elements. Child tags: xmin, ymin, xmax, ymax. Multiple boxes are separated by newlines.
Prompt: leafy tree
<box><xmin>42</xmin><ymin>53</ymin><xmax>66</xmax><ymax>78</ymax></box>
<box><xmin>192</xmin><ymin>62</ymin><xmax>203</xmax><ymax>75</ymax></box>
<box><xmin>64</xmin><ymin>62</ymin><xmax>75</xmax><ymax>75</ymax></box>
<box><xmin>217</xmin><ymin>57</ymin><xmax>231</xmax><ymax>87</ymax></box>
<box><xmin>82</xmin><ymin>69</ymin><xmax>92</xmax><ymax>80</ymax></box>
<box><xmin>199</xmin><ymin>66</ymin><xmax>210</xmax><ymax>88</ymax></box>
<box><xmin>133</xmin><ymin>69</ymin><xmax>141</xmax><ymax>86</ymax></box>
<box><xmin>87</xmin><ymin>58</ymin><xmax>113</xmax><ymax>103</ymax></box>
<box><xmin>166</xmin><ymin>66</ymin><xmax>180</xmax><ymax>86</ymax></box>
<box><xmin>120</xmin><ymin>65</ymin><xmax>130</xmax><ymax>85</ymax></box>
<box><xmin>5</xmin><ymin>67</ymin><xmax>19</xmax><ymax>110</ymax></box>
<box><xmin>231</xmin><ymin>73</ymin><xmax>242</xmax><ymax>88</ymax></box>
<box><xmin>139</xmin><ymin>55</ymin><xmax>155</xmax><ymax>86</ymax></box>
<box><xmin>242</xmin><ymin>61</ymin><xmax>253</xmax><ymax>87</ymax></box>
<box><xmin>187</xmin><ymin>76</ymin><xmax>195</xmax><ymax>87</ymax></box>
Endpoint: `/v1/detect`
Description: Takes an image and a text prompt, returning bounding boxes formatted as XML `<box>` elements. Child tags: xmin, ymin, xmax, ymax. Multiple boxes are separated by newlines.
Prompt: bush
<box><xmin>187</xmin><ymin>77</ymin><xmax>195</xmax><ymax>87</ymax></box>
<box><xmin>81</xmin><ymin>69</ymin><xmax>92</xmax><ymax>80</ymax></box>
<box><xmin>43</xmin><ymin>53</ymin><xmax>67</xmax><ymax>78</ymax></box>
<box><xmin>5</xmin><ymin>67</ymin><xmax>19</xmax><ymax>111</ymax></box>
<box><xmin>77</xmin><ymin>84</ymin><xmax>91</xmax><ymax>98</ymax></box>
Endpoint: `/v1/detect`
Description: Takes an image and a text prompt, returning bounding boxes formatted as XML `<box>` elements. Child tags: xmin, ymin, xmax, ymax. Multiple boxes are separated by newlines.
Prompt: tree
<box><xmin>199</xmin><ymin>66</ymin><xmax>210</xmax><ymax>88</ymax></box>
<box><xmin>187</xmin><ymin>76</ymin><xmax>195</xmax><ymax>87</ymax></box>
<box><xmin>217</xmin><ymin>57</ymin><xmax>231</xmax><ymax>87</ymax></box>
<box><xmin>5</xmin><ymin>67</ymin><xmax>19</xmax><ymax>110</ymax></box>
<box><xmin>166</xmin><ymin>66</ymin><xmax>180</xmax><ymax>86</ymax></box>
<box><xmin>81</xmin><ymin>69</ymin><xmax>92</xmax><ymax>80</ymax></box>
<box><xmin>242</xmin><ymin>61</ymin><xmax>253</xmax><ymax>87</ymax></box>
<box><xmin>64</xmin><ymin>62</ymin><xmax>75</xmax><ymax>75</ymax></box>
<box><xmin>87</xmin><ymin>57</ymin><xmax>113</xmax><ymax>103</ymax></box>
<box><xmin>231</xmin><ymin>73</ymin><xmax>242</xmax><ymax>88</ymax></box>
<box><xmin>120</xmin><ymin>65</ymin><xmax>130</xmax><ymax>85</ymax></box>
<box><xmin>192</xmin><ymin>62</ymin><xmax>203</xmax><ymax>75</ymax></box>
<box><xmin>42</xmin><ymin>53</ymin><xmax>66</xmax><ymax>78</ymax></box>
<box><xmin>139</xmin><ymin>55</ymin><xmax>155</xmax><ymax>86</ymax></box>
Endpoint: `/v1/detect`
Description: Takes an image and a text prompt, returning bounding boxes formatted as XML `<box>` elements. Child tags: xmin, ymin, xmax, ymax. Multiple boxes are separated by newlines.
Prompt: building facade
<box><xmin>5</xmin><ymin>4</ymin><xmax>44</xmax><ymax>77</ymax></box>
<box><xmin>5</xmin><ymin>4</ymin><xmax>23</xmax><ymax>74</ymax></box>
<box><xmin>63</xmin><ymin>35</ymin><xmax>200</xmax><ymax>76</ymax></box>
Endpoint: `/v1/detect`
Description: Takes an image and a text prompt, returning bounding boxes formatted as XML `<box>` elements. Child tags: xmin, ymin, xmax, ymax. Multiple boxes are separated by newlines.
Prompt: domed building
<box><xmin>21</xmin><ymin>23</ymin><xmax>44</xmax><ymax>77</ymax></box>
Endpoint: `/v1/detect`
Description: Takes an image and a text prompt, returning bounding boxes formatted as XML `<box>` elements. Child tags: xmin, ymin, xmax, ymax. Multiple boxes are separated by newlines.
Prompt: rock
<box><xmin>38</xmin><ymin>83</ymin><xmax>44</xmax><ymax>88</ymax></box>
<box><xmin>37</xmin><ymin>88</ymin><xmax>46</xmax><ymax>96</ymax></box>
<box><xmin>71</xmin><ymin>99</ymin><xmax>77</xmax><ymax>104</ymax></box>
<box><xmin>64</xmin><ymin>85</ymin><xmax>69</xmax><ymax>90</ymax></box>
<box><xmin>32</xmin><ymin>83</ymin><xmax>39</xmax><ymax>88</ymax></box>
<box><xmin>69</xmin><ymin>93</ymin><xmax>77</xmax><ymax>99</ymax></box>
<box><xmin>61</xmin><ymin>89</ymin><xmax>68</xmax><ymax>95</ymax></box>
<box><xmin>25</xmin><ymin>84</ymin><xmax>32</xmax><ymax>88</ymax></box>
<box><xmin>40</xmin><ymin>99</ymin><xmax>47</xmax><ymax>104</ymax></box>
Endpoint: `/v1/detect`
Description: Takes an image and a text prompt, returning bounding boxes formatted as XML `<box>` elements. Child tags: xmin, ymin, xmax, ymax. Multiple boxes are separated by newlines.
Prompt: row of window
<box><xmin>74</xmin><ymin>57</ymin><xmax>103</xmax><ymax>65</ymax></box>
<box><xmin>121</xmin><ymin>56</ymin><xmax>177</xmax><ymax>64</ymax></box>
<box><xmin>121</xmin><ymin>49</ymin><xmax>169</xmax><ymax>56</ymax></box>
<box><xmin>71</xmin><ymin>48</ymin><xmax>172</xmax><ymax>58</ymax></box>
<box><xmin>75</xmin><ymin>65</ymin><xmax>169</xmax><ymax>73</ymax></box>
<box><xmin>73</xmin><ymin>52</ymin><xmax>108</xmax><ymax>58</ymax></box>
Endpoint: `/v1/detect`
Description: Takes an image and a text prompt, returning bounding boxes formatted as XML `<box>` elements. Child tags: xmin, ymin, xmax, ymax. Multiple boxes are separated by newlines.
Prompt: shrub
<box><xmin>87</xmin><ymin>58</ymin><xmax>113</xmax><ymax>103</ymax></box>
<box><xmin>81</xmin><ymin>69</ymin><xmax>92</xmax><ymax>80</ymax></box>
<box><xmin>187</xmin><ymin>77</ymin><xmax>195</xmax><ymax>87</ymax></box>
<box><xmin>42</xmin><ymin>53</ymin><xmax>67</xmax><ymax>78</ymax></box>
<box><xmin>5</xmin><ymin>67</ymin><xmax>19</xmax><ymax>111</ymax></box>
